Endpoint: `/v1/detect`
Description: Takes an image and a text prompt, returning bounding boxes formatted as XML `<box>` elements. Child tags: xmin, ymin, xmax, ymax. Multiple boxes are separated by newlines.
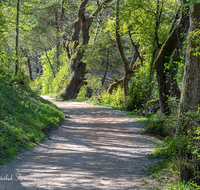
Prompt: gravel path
<box><xmin>0</xmin><ymin>97</ymin><xmax>160</xmax><ymax>190</ymax></box>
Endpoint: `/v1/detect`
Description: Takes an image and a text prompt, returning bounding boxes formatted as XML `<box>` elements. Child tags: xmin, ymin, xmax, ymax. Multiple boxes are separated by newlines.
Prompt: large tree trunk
<box><xmin>178</xmin><ymin>4</ymin><xmax>200</xmax><ymax>183</ymax></box>
<box><xmin>178</xmin><ymin>3</ymin><xmax>200</xmax><ymax>130</ymax></box>
<box><xmin>154</xmin><ymin>0</ymin><xmax>189</xmax><ymax>114</ymax></box>
<box><xmin>59</xmin><ymin>0</ymin><xmax>113</xmax><ymax>100</ymax></box>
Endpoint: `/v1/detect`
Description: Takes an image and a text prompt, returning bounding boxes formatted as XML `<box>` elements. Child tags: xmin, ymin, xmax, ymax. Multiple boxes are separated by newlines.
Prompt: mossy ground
<box><xmin>0</xmin><ymin>78</ymin><xmax>64</xmax><ymax>165</ymax></box>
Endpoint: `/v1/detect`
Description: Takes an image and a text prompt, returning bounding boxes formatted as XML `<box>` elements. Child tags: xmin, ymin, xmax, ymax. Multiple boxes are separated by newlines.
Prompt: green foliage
<box><xmin>30</xmin><ymin>47</ymin><xmax>69</xmax><ymax>95</ymax></box>
<box><xmin>95</xmin><ymin>86</ymin><xmax>124</xmax><ymax>108</ymax></box>
<box><xmin>186</xmin><ymin>0</ymin><xmax>200</xmax><ymax>6</ymax></box>
<box><xmin>83</xmin><ymin>31</ymin><xmax>121</xmax><ymax>71</ymax></box>
<box><xmin>51</xmin><ymin>62</ymin><xmax>69</xmax><ymax>94</ymax></box>
<box><xmin>190</xmin><ymin>29</ymin><xmax>200</xmax><ymax>57</ymax></box>
<box><xmin>30</xmin><ymin>76</ymin><xmax>42</xmax><ymax>93</ymax></box>
<box><xmin>146</xmin><ymin>98</ymin><xmax>200</xmax><ymax>187</ymax></box>
<box><xmin>39</xmin><ymin>49</ymin><xmax>56</xmax><ymax>94</ymax></box>
<box><xmin>125</xmin><ymin>63</ymin><xmax>153</xmax><ymax>111</ymax></box>
<box><xmin>75</xmin><ymin>74</ymin><xmax>105</xmax><ymax>101</ymax></box>
<box><xmin>76</xmin><ymin>85</ymin><xmax>88</xmax><ymax>101</ymax></box>
<box><xmin>166</xmin><ymin>180</ymin><xmax>198</xmax><ymax>190</ymax></box>
<box><xmin>0</xmin><ymin>77</ymin><xmax>64</xmax><ymax>163</ymax></box>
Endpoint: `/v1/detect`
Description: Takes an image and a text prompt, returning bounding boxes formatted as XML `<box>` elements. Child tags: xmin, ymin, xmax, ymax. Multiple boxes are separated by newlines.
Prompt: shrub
<box><xmin>96</xmin><ymin>86</ymin><xmax>124</xmax><ymax>107</ymax></box>
<box><xmin>125</xmin><ymin>64</ymin><xmax>153</xmax><ymax>111</ymax></box>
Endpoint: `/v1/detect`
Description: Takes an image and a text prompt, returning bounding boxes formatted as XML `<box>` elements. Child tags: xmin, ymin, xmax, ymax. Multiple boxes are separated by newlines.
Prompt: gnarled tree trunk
<box><xmin>59</xmin><ymin>0</ymin><xmax>113</xmax><ymax>100</ymax></box>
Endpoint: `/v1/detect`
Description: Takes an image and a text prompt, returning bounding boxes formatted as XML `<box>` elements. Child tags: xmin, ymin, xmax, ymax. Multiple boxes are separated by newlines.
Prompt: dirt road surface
<box><xmin>0</xmin><ymin>97</ymin><xmax>159</xmax><ymax>190</ymax></box>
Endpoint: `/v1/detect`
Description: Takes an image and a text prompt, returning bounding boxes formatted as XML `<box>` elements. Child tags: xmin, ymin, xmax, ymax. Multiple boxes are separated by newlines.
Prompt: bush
<box><xmin>96</xmin><ymin>86</ymin><xmax>124</xmax><ymax>107</ymax></box>
<box><xmin>148</xmin><ymin>99</ymin><xmax>200</xmax><ymax>185</ymax></box>
<box><xmin>125</xmin><ymin>64</ymin><xmax>153</xmax><ymax>111</ymax></box>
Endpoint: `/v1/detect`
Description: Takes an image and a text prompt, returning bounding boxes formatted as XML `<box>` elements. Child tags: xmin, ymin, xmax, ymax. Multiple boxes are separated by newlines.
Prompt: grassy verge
<box><xmin>0</xmin><ymin>78</ymin><xmax>64</xmax><ymax>165</ymax></box>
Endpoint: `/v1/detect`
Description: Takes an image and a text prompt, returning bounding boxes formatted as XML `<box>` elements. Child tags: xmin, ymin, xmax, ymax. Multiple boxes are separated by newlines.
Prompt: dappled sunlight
<box><xmin>0</xmin><ymin>101</ymin><xmax>158</xmax><ymax>190</ymax></box>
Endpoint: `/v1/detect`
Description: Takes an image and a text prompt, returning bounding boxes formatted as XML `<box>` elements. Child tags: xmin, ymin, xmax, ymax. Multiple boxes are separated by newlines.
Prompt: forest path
<box><xmin>0</xmin><ymin>97</ymin><xmax>159</xmax><ymax>190</ymax></box>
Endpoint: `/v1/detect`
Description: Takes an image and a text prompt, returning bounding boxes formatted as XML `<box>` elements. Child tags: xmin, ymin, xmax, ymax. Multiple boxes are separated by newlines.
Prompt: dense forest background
<box><xmin>0</xmin><ymin>0</ymin><xmax>200</xmax><ymax>188</ymax></box>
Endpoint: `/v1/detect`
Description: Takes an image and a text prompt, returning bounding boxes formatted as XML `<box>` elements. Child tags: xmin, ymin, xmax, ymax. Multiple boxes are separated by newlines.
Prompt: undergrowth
<box><xmin>145</xmin><ymin>98</ymin><xmax>200</xmax><ymax>189</ymax></box>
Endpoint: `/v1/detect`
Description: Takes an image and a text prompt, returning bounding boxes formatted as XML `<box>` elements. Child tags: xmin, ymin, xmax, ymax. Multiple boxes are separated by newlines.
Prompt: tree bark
<box><xmin>178</xmin><ymin>4</ymin><xmax>200</xmax><ymax>182</ymax></box>
<box><xmin>154</xmin><ymin>0</ymin><xmax>189</xmax><ymax>114</ymax></box>
<box><xmin>59</xmin><ymin>0</ymin><xmax>113</xmax><ymax>100</ymax></box>
<box><xmin>107</xmin><ymin>78</ymin><xmax>123</xmax><ymax>94</ymax></box>
<box><xmin>178</xmin><ymin>3</ymin><xmax>200</xmax><ymax>131</ymax></box>
<box><xmin>63</xmin><ymin>38</ymin><xmax>71</xmax><ymax>60</ymax></box>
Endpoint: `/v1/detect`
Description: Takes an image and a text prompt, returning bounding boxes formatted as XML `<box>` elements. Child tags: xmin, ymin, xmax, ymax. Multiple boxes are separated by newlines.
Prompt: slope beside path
<box><xmin>0</xmin><ymin>96</ymin><xmax>159</xmax><ymax>190</ymax></box>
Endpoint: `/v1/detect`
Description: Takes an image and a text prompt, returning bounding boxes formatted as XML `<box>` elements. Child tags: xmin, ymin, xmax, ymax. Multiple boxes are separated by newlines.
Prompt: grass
<box><xmin>0</xmin><ymin>77</ymin><xmax>64</xmax><ymax>164</ymax></box>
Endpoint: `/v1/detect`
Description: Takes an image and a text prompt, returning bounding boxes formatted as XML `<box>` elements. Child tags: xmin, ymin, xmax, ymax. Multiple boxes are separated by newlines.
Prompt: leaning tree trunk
<box><xmin>154</xmin><ymin>0</ymin><xmax>189</xmax><ymax>114</ymax></box>
<box><xmin>59</xmin><ymin>0</ymin><xmax>113</xmax><ymax>100</ymax></box>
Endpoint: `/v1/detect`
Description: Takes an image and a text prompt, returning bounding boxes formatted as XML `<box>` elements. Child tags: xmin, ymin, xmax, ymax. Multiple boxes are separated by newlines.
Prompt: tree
<box><xmin>83</xmin><ymin>31</ymin><xmax>122</xmax><ymax>87</ymax></box>
<box><xmin>154</xmin><ymin>0</ymin><xmax>189</xmax><ymax>114</ymax></box>
<box><xmin>111</xmin><ymin>0</ymin><xmax>180</xmax><ymax>104</ymax></box>
<box><xmin>115</xmin><ymin>0</ymin><xmax>142</xmax><ymax>100</ymax></box>
<box><xmin>178</xmin><ymin>2</ymin><xmax>200</xmax><ymax>130</ymax></box>
<box><xmin>59</xmin><ymin>0</ymin><xmax>113</xmax><ymax>100</ymax></box>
